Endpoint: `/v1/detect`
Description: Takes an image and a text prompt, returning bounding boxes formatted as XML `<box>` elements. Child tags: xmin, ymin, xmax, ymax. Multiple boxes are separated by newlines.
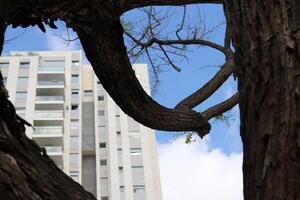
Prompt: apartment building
<box><xmin>0</xmin><ymin>51</ymin><xmax>162</xmax><ymax>200</ymax></box>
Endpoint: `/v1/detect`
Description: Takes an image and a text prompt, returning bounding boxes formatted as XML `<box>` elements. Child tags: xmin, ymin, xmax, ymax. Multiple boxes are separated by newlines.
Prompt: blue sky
<box><xmin>3</xmin><ymin>4</ymin><xmax>243</xmax><ymax>199</ymax></box>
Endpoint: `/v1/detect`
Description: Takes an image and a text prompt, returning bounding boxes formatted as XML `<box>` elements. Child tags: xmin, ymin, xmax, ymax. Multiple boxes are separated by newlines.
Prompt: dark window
<box><xmin>71</xmin><ymin>105</ymin><xmax>79</xmax><ymax>110</ymax></box>
<box><xmin>84</xmin><ymin>90</ymin><xmax>93</xmax><ymax>96</ymax></box>
<box><xmin>101</xmin><ymin>197</ymin><xmax>109</xmax><ymax>200</ymax></box>
<box><xmin>99</xmin><ymin>143</ymin><xmax>106</xmax><ymax>148</ymax></box>
<box><xmin>71</xmin><ymin>74</ymin><xmax>79</xmax><ymax>83</ymax></box>
<box><xmin>100</xmin><ymin>159</ymin><xmax>107</xmax><ymax>166</ymax></box>
<box><xmin>0</xmin><ymin>62</ymin><xmax>9</xmax><ymax>68</ymax></box>
<box><xmin>133</xmin><ymin>185</ymin><xmax>145</xmax><ymax>193</ymax></box>
<box><xmin>116</xmin><ymin>131</ymin><xmax>121</xmax><ymax>135</ymax></box>
<box><xmin>132</xmin><ymin>166</ymin><xmax>144</xmax><ymax>168</ymax></box>
<box><xmin>98</xmin><ymin>96</ymin><xmax>104</xmax><ymax>101</ymax></box>
<box><xmin>72</xmin><ymin>60</ymin><xmax>79</xmax><ymax>66</ymax></box>
<box><xmin>72</xmin><ymin>89</ymin><xmax>79</xmax><ymax>95</ymax></box>
<box><xmin>20</xmin><ymin>61</ymin><xmax>30</xmax><ymax>68</ymax></box>
<box><xmin>118</xmin><ymin>166</ymin><xmax>123</xmax><ymax>170</ymax></box>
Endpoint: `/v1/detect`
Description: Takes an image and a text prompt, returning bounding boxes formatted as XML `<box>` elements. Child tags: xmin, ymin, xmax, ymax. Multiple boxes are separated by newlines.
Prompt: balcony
<box><xmin>33</xmin><ymin>126</ymin><xmax>63</xmax><ymax>137</ymax></box>
<box><xmin>34</xmin><ymin>110</ymin><xmax>64</xmax><ymax>120</ymax></box>
<box><xmin>42</xmin><ymin>146</ymin><xmax>63</xmax><ymax>156</ymax></box>
<box><xmin>35</xmin><ymin>96</ymin><xmax>64</xmax><ymax>105</ymax></box>
<box><xmin>38</xmin><ymin>66</ymin><xmax>64</xmax><ymax>73</ymax></box>
<box><xmin>71</xmin><ymin>110</ymin><xmax>80</xmax><ymax>120</ymax></box>
<box><xmin>37</xmin><ymin>80</ymin><xmax>64</xmax><ymax>89</ymax></box>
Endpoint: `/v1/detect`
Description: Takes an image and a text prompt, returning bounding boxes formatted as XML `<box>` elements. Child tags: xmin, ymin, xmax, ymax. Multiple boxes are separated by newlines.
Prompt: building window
<box><xmin>2</xmin><ymin>77</ymin><xmax>7</xmax><ymax>85</ymax></box>
<box><xmin>100</xmin><ymin>159</ymin><xmax>107</xmax><ymax>166</ymax></box>
<box><xmin>116</xmin><ymin>131</ymin><xmax>121</xmax><ymax>135</ymax></box>
<box><xmin>130</xmin><ymin>148</ymin><xmax>142</xmax><ymax>156</ymax></box>
<box><xmin>19</xmin><ymin>61</ymin><xmax>30</xmax><ymax>68</ymax></box>
<box><xmin>0</xmin><ymin>61</ymin><xmax>9</xmax><ymax>68</ymax></box>
<box><xmin>71</xmin><ymin>89</ymin><xmax>79</xmax><ymax>98</ymax></box>
<box><xmin>71</xmin><ymin>120</ymin><xmax>79</xmax><ymax>130</ymax></box>
<box><xmin>71</xmin><ymin>74</ymin><xmax>79</xmax><ymax>83</ymax></box>
<box><xmin>98</xmin><ymin>96</ymin><xmax>104</xmax><ymax>101</ymax></box>
<box><xmin>120</xmin><ymin>186</ymin><xmax>125</xmax><ymax>192</ymax></box>
<box><xmin>71</xmin><ymin>105</ymin><xmax>79</xmax><ymax>111</ymax></box>
<box><xmin>72</xmin><ymin>60</ymin><xmax>79</xmax><ymax>66</ymax></box>
<box><xmin>98</xmin><ymin>110</ymin><xmax>104</xmax><ymax>115</ymax></box>
<box><xmin>18</xmin><ymin>77</ymin><xmax>28</xmax><ymax>87</ymax></box>
<box><xmin>99</xmin><ymin>143</ymin><xmax>106</xmax><ymax>148</ymax></box>
<box><xmin>15</xmin><ymin>92</ymin><xmax>27</xmax><ymax>100</ymax></box>
<box><xmin>101</xmin><ymin>197</ymin><xmax>109</xmax><ymax>200</ymax></box>
<box><xmin>69</xmin><ymin>171</ymin><xmax>79</xmax><ymax>180</ymax></box>
<box><xmin>132</xmin><ymin>166</ymin><xmax>144</xmax><ymax>169</ymax></box>
<box><xmin>97</xmin><ymin>81</ymin><xmax>101</xmax><ymax>84</ymax></box>
<box><xmin>133</xmin><ymin>185</ymin><xmax>145</xmax><ymax>193</ymax></box>
<box><xmin>118</xmin><ymin>166</ymin><xmax>123</xmax><ymax>170</ymax></box>
<box><xmin>84</xmin><ymin>90</ymin><xmax>93</xmax><ymax>96</ymax></box>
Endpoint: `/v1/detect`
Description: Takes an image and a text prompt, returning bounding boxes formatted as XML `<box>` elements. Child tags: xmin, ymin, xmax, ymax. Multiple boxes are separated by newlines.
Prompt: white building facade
<box><xmin>0</xmin><ymin>51</ymin><xmax>162</xmax><ymax>200</ymax></box>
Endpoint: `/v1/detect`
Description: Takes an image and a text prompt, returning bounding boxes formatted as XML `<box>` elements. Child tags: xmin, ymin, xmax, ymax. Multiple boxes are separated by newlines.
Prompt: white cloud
<box><xmin>158</xmin><ymin>138</ymin><xmax>243</xmax><ymax>200</ymax></box>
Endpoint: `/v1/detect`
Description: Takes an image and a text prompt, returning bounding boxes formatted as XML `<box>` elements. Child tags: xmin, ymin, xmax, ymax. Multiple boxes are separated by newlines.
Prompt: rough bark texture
<box><xmin>226</xmin><ymin>0</ymin><xmax>300</xmax><ymax>199</ymax></box>
<box><xmin>0</xmin><ymin>115</ymin><xmax>96</xmax><ymax>200</ymax></box>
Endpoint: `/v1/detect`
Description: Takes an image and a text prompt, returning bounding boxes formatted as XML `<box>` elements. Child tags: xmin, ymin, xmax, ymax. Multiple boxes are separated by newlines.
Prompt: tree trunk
<box><xmin>0</xmin><ymin>1</ymin><xmax>96</xmax><ymax>199</ymax></box>
<box><xmin>226</xmin><ymin>0</ymin><xmax>300</xmax><ymax>199</ymax></box>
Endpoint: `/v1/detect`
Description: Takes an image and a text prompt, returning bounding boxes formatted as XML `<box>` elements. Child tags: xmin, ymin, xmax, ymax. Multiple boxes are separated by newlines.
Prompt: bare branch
<box><xmin>122</xmin><ymin>0</ymin><xmax>224</xmax><ymax>12</ymax></box>
<box><xmin>223</xmin><ymin>5</ymin><xmax>231</xmax><ymax>50</ymax></box>
<box><xmin>158</xmin><ymin>44</ymin><xmax>182</xmax><ymax>71</ymax></box>
<box><xmin>145</xmin><ymin>48</ymin><xmax>160</xmax><ymax>92</ymax></box>
<box><xmin>4</xmin><ymin>28</ymin><xmax>27</xmax><ymax>43</ymax></box>
<box><xmin>175</xmin><ymin>6</ymin><xmax>187</xmax><ymax>40</ymax></box>
<box><xmin>125</xmin><ymin>31</ymin><xmax>229</xmax><ymax>55</ymax></box>
<box><xmin>202</xmin><ymin>93</ymin><xmax>239</xmax><ymax>120</ymax></box>
<box><xmin>176</xmin><ymin>59</ymin><xmax>235</xmax><ymax>109</ymax></box>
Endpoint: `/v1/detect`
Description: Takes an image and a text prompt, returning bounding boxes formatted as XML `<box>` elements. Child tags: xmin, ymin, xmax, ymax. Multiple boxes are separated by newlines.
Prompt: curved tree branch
<box><xmin>70</xmin><ymin>16</ymin><xmax>211</xmax><ymax>135</ymax></box>
<box><xmin>176</xmin><ymin>59</ymin><xmax>235</xmax><ymax>109</ymax></box>
<box><xmin>202</xmin><ymin>92</ymin><xmax>239</xmax><ymax>120</ymax></box>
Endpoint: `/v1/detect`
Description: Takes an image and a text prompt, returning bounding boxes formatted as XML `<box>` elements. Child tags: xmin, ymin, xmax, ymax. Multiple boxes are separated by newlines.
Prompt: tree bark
<box><xmin>226</xmin><ymin>0</ymin><xmax>300</xmax><ymax>199</ymax></box>
<box><xmin>0</xmin><ymin>1</ymin><xmax>96</xmax><ymax>199</ymax></box>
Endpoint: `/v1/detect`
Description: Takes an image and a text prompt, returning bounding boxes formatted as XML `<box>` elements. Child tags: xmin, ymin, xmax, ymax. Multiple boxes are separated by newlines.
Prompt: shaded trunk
<box><xmin>226</xmin><ymin>0</ymin><xmax>300</xmax><ymax>199</ymax></box>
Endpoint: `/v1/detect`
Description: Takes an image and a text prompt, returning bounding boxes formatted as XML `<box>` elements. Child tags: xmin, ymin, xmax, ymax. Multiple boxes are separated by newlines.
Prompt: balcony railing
<box><xmin>34</xmin><ymin>126</ymin><xmax>63</xmax><ymax>135</ymax></box>
<box><xmin>36</xmin><ymin>96</ymin><xmax>64</xmax><ymax>102</ymax></box>
<box><xmin>34</xmin><ymin>110</ymin><xmax>63</xmax><ymax>118</ymax></box>
<box><xmin>38</xmin><ymin>66</ymin><xmax>64</xmax><ymax>72</ymax></box>
<box><xmin>42</xmin><ymin>146</ymin><xmax>63</xmax><ymax>154</ymax></box>
<box><xmin>37</xmin><ymin>80</ymin><xmax>64</xmax><ymax>87</ymax></box>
